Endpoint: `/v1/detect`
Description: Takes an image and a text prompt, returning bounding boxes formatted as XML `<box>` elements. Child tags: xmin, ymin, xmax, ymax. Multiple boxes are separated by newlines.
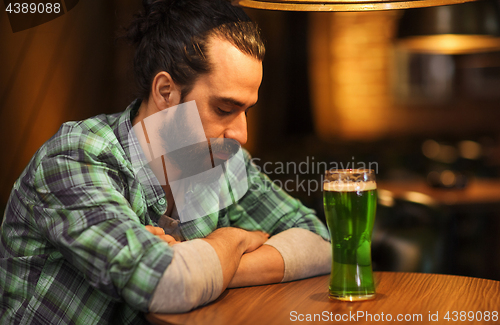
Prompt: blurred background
<box><xmin>1</xmin><ymin>1</ymin><xmax>499</xmax><ymax>280</ymax></box>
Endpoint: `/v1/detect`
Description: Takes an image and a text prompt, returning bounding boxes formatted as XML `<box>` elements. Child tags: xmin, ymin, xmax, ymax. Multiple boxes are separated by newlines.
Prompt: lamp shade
<box><xmin>233</xmin><ymin>0</ymin><xmax>477</xmax><ymax>12</ymax></box>
<box><xmin>396</xmin><ymin>0</ymin><xmax>500</xmax><ymax>54</ymax></box>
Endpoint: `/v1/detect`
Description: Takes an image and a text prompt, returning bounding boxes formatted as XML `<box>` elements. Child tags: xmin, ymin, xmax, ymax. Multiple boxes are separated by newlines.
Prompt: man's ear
<box><xmin>151</xmin><ymin>71</ymin><xmax>182</xmax><ymax>111</ymax></box>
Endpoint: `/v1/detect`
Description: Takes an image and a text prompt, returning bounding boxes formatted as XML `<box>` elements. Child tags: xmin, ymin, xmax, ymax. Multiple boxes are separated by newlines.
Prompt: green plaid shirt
<box><xmin>0</xmin><ymin>99</ymin><xmax>329</xmax><ymax>325</ymax></box>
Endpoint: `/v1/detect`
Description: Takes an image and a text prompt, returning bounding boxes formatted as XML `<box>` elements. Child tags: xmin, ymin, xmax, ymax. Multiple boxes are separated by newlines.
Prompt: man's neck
<box><xmin>131</xmin><ymin>99</ymin><xmax>150</xmax><ymax>127</ymax></box>
<box><xmin>132</xmin><ymin>99</ymin><xmax>176</xmax><ymax>216</ymax></box>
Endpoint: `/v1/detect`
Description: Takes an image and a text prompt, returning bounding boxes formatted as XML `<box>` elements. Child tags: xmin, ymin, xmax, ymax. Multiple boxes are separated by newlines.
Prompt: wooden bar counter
<box><xmin>147</xmin><ymin>272</ymin><xmax>500</xmax><ymax>325</ymax></box>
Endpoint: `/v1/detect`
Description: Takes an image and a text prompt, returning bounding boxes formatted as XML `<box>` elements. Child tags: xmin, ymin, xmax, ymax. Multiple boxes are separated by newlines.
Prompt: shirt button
<box><xmin>158</xmin><ymin>198</ymin><xmax>166</xmax><ymax>205</ymax></box>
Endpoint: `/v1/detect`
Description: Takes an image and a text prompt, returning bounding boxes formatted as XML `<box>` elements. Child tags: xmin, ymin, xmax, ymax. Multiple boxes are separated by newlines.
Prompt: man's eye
<box><xmin>217</xmin><ymin>107</ymin><xmax>231</xmax><ymax>116</ymax></box>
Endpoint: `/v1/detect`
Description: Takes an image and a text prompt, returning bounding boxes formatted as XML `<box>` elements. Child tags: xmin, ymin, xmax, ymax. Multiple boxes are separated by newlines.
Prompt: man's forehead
<box><xmin>199</xmin><ymin>35</ymin><xmax>262</xmax><ymax>106</ymax></box>
<box><xmin>205</xmin><ymin>35</ymin><xmax>262</xmax><ymax>69</ymax></box>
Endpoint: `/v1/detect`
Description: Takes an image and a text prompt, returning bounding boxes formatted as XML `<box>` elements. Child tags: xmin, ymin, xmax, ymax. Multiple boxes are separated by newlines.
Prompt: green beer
<box><xmin>323</xmin><ymin>170</ymin><xmax>377</xmax><ymax>301</ymax></box>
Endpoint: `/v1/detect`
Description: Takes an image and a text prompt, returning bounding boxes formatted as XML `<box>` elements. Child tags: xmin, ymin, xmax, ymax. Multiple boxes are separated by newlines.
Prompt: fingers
<box><xmin>159</xmin><ymin>234</ymin><xmax>180</xmax><ymax>246</ymax></box>
<box><xmin>145</xmin><ymin>225</ymin><xmax>165</xmax><ymax>236</ymax></box>
<box><xmin>254</xmin><ymin>230</ymin><xmax>270</xmax><ymax>240</ymax></box>
<box><xmin>244</xmin><ymin>230</ymin><xmax>270</xmax><ymax>253</ymax></box>
<box><xmin>145</xmin><ymin>225</ymin><xmax>180</xmax><ymax>246</ymax></box>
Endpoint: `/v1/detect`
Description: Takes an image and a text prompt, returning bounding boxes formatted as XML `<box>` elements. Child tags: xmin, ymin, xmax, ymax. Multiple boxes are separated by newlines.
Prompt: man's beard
<box><xmin>210</xmin><ymin>138</ymin><xmax>241</xmax><ymax>167</ymax></box>
<box><xmin>156</xmin><ymin>102</ymin><xmax>241</xmax><ymax>184</ymax></box>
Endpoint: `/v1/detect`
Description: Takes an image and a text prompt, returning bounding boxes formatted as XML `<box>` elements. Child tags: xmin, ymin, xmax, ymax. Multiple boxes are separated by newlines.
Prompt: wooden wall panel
<box><xmin>0</xmin><ymin>0</ymin><xmax>127</xmax><ymax>205</ymax></box>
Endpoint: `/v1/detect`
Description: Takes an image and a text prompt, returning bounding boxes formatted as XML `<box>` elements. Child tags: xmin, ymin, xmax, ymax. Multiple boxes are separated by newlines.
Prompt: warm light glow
<box><xmin>422</xmin><ymin>139</ymin><xmax>440</xmax><ymax>159</ymax></box>
<box><xmin>397</xmin><ymin>34</ymin><xmax>500</xmax><ymax>55</ymax></box>
<box><xmin>378</xmin><ymin>189</ymin><xmax>395</xmax><ymax>207</ymax></box>
<box><xmin>403</xmin><ymin>191</ymin><xmax>437</xmax><ymax>207</ymax></box>
<box><xmin>436</xmin><ymin>144</ymin><xmax>458</xmax><ymax>163</ymax></box>
<box><xmin>309</xmin><ymin>12</ymin><xmax>398</xmax><ymax>140</ymax></box>
<box><xmin>421</xmin><ymin>140</ymin><xmax>458</xmax><ymax>163</ymax></box>
<box><xmin>440</xmin><ymin>170</ymin><xmax>456</xmax><ymax>187</ymax></box>
<box><xmin>458</xmin><ymin>140</ymin><xmax>482</xmax><ymax>160</ymax></box>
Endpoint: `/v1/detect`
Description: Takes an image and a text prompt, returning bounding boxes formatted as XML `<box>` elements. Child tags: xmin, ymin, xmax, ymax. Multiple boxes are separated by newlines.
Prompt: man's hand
<box><xmin>145</xmin><ymin>225</ymin><xmax>180</xmax><ymax>246</ymax></box>
<box><xmin>242</xmin><ymin>230</ymin><xmax>269</xmax><ymax>253</ymax></box>
<box><xmin>146</xmin><ymin>225</ymin><xmax>271</xmax><ymax>290</ymax></box>
<box><xmin>228</xmin><ymin>244</ymin><xmax>284</xmax><ymax>288</ymax></box>
<box><xmin>201</xmin><ymin>227</ymin><xmax>268</xmax><ymax>290</ymax></box>
<box><xmin>230</xmin><ymin>228</ymin><xmax>332</xmax><ymax>288</ymax></box>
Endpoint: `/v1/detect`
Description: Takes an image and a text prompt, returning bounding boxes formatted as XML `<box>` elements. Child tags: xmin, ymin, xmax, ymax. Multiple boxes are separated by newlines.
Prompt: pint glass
<box><xmin>323</xmin><ymin>169</ymin><xmax>377</xmax><ymax>301</ymax></box>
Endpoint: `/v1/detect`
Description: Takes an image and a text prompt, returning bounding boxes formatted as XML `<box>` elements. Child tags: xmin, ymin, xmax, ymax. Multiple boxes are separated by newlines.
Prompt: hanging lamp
<box><xmin>396</xmin><ymin>0</ymin><xmax>500</xmax><ymax>54</ymax></box>
<box><xmin>233</xmin><ymin>0</ymin><xmax>477</xmax><ymax>12</ymax></box>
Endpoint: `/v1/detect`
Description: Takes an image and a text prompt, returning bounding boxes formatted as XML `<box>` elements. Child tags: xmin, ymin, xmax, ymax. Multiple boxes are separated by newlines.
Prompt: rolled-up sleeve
<box><xmin>264</xmin><ymin>228</ymin><xmax>332</xmax><ymax>282</ymax></box>
<box><xmin>149</xmin><ymin>239</ymin><xmax>223</xmax><ymax>313</ymax></box>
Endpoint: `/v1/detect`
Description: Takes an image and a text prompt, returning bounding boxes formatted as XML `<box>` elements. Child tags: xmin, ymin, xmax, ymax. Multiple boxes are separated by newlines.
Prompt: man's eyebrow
<box><xmin>217</xmin><ymin>97</ymin><xmax>257</xmax><ymax>108</ymax></box>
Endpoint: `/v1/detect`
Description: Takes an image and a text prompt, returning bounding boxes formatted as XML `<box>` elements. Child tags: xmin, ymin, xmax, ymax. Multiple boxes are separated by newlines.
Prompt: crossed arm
<box><xmin>145</xmin><ymin>225</ymin><xmax>285</xmax><ymax>289</ymax></box>
<box><xmin>146</xmin><ymin>224</ymin><xmax>332</xmax><ymax>313</ymax></box>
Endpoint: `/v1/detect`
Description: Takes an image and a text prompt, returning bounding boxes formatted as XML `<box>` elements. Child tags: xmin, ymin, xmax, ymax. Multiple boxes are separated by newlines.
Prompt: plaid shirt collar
<box><xmin>115</xmin><ymin>99</ymin><xmax>167</xmax><ymax>215</ymax></box>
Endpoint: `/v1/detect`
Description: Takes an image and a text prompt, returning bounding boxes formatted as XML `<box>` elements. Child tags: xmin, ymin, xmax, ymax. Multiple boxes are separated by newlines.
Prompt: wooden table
<box><xmin>146</xmin><ymin>272</ymin><xmax>500</xmax><ymax>325</ymax></box>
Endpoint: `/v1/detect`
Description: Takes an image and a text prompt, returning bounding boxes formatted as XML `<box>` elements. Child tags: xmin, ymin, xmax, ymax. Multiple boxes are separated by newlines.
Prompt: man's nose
<box><xmin>225</xmin><ymin>112</ymin><xmax>247</xmax><ymax>145</ymax></box>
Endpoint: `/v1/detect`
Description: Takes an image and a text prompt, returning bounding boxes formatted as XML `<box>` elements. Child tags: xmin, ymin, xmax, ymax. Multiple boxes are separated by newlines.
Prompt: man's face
<box><xmin>153</xmin><ymin>36</ymin><xmax>263</xmax><ymax>182</ymax></box>
<box><xmin>182</xmin><ymin>36</ymin><xmax>263</xmax><ymax>150</ymax></box>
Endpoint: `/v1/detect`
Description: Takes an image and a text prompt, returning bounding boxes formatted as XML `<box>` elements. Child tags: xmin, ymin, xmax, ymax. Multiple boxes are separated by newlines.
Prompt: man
<box><xmin>0</xmin><ymin>1</ymin><xmax>331</xmax><ymax>324</ymax></box>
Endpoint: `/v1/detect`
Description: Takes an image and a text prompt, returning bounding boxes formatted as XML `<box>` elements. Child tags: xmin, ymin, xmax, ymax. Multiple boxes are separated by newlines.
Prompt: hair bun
<box><xmin>143</xmin><ymin>0</ymin><xmax>177</xmax><ymax>16</ymax></box>
<box><xmin>125</xmin><ymin>7</ymin><xmax>147</xmax><ymax>45</ymax></box>
<box><xmin>126</xmin><ymin>0</ymin><xmax>175</xmax><ymax>45</ymax></box>
<box><xmin>142</xmin><ymin>0</ymin><xmax>154</xmax><ymax>9</ymax></box>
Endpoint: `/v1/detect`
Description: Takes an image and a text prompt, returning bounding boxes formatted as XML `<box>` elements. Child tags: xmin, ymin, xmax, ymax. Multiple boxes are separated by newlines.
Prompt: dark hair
<box><xmin>126</xmin><ymin>0</ymin><xmax>265</xmax><ymax>101</ymax></box>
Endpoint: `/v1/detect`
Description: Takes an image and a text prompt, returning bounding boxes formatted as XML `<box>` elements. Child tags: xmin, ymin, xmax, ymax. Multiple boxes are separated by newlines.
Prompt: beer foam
<box><xmin>323</xmin><ymin>180</ymin><xmax>377</xmax><ymax>192</ymax></box>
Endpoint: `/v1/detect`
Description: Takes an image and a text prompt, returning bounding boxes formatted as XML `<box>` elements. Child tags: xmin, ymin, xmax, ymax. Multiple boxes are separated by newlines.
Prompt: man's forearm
<box><xmin>149</xmin><ymin>227</ymin><xmax>268</xmax><ymax>313</ymax></box>
<box><xmin>149</xmin><ymin>239</ymin><xmax>223</xmax><ymax>313</ymax></box>
<box><xmin>201</xmin><ymin>227</ymin><xmax>269</xmax><ymax>290</ymax></box>
<box><xmin>228</xmin><ymin>228</ymin><xmax>332</xmax><ymax>288</ymax></box>
<box><xmin>263</xmin><ymin>228</ymin><xmax>332</xmax><ymax>283</ymax></box>
<box><xmin>201</xmin><ymin>227</ymin><xmax>247</xmax><ymax>289</ymax></box>
<box><xmin>228</xmin><ymin>244</ymin><xmax>284</xmax><ymax>288</ymax></box>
